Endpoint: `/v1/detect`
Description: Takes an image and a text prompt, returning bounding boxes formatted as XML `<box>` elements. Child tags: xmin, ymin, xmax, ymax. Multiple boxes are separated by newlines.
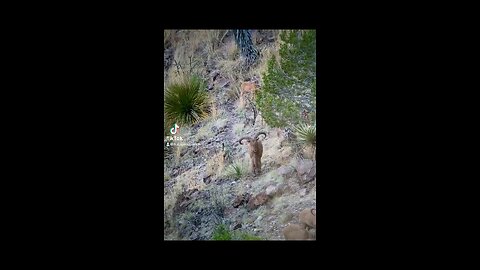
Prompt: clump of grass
<box><xmin>238</xmin><ymin>232</ymin><xmax>264</xmax><ymax>240</ymax></box>
<box><xmin>212</xmin><ymin>224</ymin><xmax>232</xmax><ymax>240</ymax></box>
<box><xmin>225</xmin><ymin>39</ymin><xmax>239</xmax><ymax>60</ymax></box>
<box><xmin>212</xmin><ymin>224</ymin><xmax>264</xmax><ymax>240</ymax></box>
<box><xmin>295</xmin><ymin>123</ymin><xmax>316</xmax><ymax>150</ymax></box>
<box><xmin>164</xmin><ymin>75</ymin><xmax>210</xmax><ymax>126</ymax></box>
<box><xmin>225</xmin><ymin>161</ymin><xmax>247</xmax><ymax>180</ymax></box>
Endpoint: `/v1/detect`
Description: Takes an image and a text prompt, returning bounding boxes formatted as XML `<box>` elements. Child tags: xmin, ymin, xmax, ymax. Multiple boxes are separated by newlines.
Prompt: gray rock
<box><xmin>299</xmin><ymin>188</ymin><xmax>307</xmax><ymax>197</ymax></box>
<box><xmin>266</xmin><ymin>185</ymin><xmax>277</xmax><ymax>196</ymax></box>
<box><xmin>296</xmin><ymin>159</ymin><xmax>314</xmax><ymax>175</ymax></box>
<box><xmin>277</xmin><ymin>165</ymin><xmax>294</xmax><ymax>176</ymax></box>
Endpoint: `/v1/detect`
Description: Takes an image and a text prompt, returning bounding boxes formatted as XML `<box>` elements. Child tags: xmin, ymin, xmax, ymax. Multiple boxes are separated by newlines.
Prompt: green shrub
<box><xmin>225</xmin><ymin>162</ymin><xmax>246</xmax><ymax>179</ymax></box>
<box><xmin>295</xmin><ymin>123</ymin><xmax>316</xmax><ymax>149</ymax></box>
<box><xmin>211</xmin><ymin>224</ymin><xmax>264</xmax><ymax>240</ymax></box>
<box><xmin>256</xmin><ymin>30</ymin><xmax>316</xmax><ymax>128</ymax></box>
<box><xmin>238</xmin><ymin>233</ymin><xmax>264</xmax><ymax>240</ymax></box>
<box><xmin>212</xmin><ymin>224</ymin><xmax>232</xmax><ymax>240</ymax></box>
<box><xmin>164</xmin><ymin>76</ymin><xmax>210</xmax><ymax>126</ymax></box>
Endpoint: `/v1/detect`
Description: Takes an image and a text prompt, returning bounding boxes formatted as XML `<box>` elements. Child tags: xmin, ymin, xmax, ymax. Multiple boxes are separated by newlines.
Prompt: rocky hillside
<box><xmin>164</xmin><ymin>30</ymin><xmax>316</xmax><ymax>240</ymax></box>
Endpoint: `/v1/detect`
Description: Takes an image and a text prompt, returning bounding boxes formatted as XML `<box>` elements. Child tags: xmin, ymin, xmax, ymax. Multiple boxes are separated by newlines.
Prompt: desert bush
<box><xmin>256</xmin><ymin>30</ymin><xmax>316</xmax><ymax>128</ymax></box>
<box><xmin>164</xmin><ymin>75</ymin><xmax>210</xmax><ymax>126</ymax></box>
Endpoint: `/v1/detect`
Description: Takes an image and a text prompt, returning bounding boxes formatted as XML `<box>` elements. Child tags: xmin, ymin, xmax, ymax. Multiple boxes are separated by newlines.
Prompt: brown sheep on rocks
<box><xmin>239</xmin><ymin>131</ymin><xmax>267</xmax><ymax>176</ymax></box>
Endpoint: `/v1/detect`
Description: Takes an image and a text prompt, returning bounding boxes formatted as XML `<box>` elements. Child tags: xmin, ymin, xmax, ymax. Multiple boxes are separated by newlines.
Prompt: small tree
<box><xmin>256</xmin><ymin>30</ymin><xmax>316</xmax><ymax>128</ymax></box>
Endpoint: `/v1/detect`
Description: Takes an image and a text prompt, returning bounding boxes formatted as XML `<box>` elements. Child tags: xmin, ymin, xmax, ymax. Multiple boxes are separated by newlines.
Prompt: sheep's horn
<box><xmin>311</xmin><ymin>208</ymin><xmax>316</xmax><ymax>216</ymax></box>
<box><xmin>255</xmin><ymin>132</ymin><xmax>267</xmax><ymax>140</ymax></box>
<box><xmin>238</xmin><ymin>137</ymin><xmax>252</xmax><ymax>145</ymax></box>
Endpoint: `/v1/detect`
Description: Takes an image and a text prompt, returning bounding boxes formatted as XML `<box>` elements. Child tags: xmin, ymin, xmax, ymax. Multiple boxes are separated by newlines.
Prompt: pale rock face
<box><xmin>266</xmin><ymin>185</ymin><xmax>277</xmax><ymax>196</ymax></box>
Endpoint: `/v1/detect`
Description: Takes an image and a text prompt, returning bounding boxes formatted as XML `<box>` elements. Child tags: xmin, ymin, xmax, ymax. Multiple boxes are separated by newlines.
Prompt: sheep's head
<box><xmin>239</xmin><ymin>132</ymin><xmax>267</xmax><ymax>175</ymax></box>
<box><xmin>238</xmin><ymin>132</ymin><xmax>267</xmax><ymax>147</ymax></box>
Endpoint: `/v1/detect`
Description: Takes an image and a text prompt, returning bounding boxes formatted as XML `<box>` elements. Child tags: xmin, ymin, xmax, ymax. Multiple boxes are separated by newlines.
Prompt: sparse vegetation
<box><xmin>212</xmin><ymin>224</ymin><xmax>264</xmax><ymax>240</ymax></box>
<box><xmin>212</xmin><ymin>224</ymin><xmax>232</xmax><ymax>240</ymax></box>
<box><xmin>164</xmin><ymin>75</ymin><xmax>210</xmax><ymax>126</ymax></box>
<box><xmin>256</xmin><ymin>30</ymin><xmax>316</xmax><ymax>128</ymax></box>
<box><xmin>164</xmin><ymin>30</ymin><xmax>317</xmax><ymax>240</ymax></box>
<box><xmin>295</xmin><ymin>123</ymin><xmax>316</xmax><ymax>159</ymax></box>
<box><xmin>225</xmin><ymin>161</ymin><xmax>247</xmax><ymax>180</ymax></box>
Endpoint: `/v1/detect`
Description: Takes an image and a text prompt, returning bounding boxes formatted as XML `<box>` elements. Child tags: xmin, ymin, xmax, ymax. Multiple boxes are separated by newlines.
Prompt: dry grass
<box><xmin>217</xmin><ymin>58</ymin><xmax>243</xmax><ymax>77</ymax></box>
<box><xmin>164</xmin><ymin>176</ymin><xmax>185</xmax><ymax>212</ymax></box>
<box><xmin>248</xmin><ymin>169</ymin><xmax>283</xmax><ymax>195</ymax></box>
<box><xmin>206</xmin><ymin>152</ymin><xmax>225</xmax><ymax>178</ymax></box>
<box><xmin>209</xmin><ymin>98</ymin><xmax>218</xmax><ymax>120</ymax></box>
<box><xmin>195</xmin><ymin>121</ymin><xmax>213</xmax><ymax>141</ymax></box>
<box><xmin>172</xmin><ymin>144</ymin><xmax>185</xmax><ymax>164</ymax></box>
<box><xmin>204</xmin><ymin>30</ymin><xmax>222</xmax><ymax>55</ymax></box>
<box><xmin>233</xmin><ymin>122</ymin><xmax>246</xmax><ymax>137</ymax></box>
<box><xmin>164</xmin><ymin>166</ymin><xmax>205</xmax><ymax>239</ymax></box>
<box><xmin>195</xmin><ymin>114</ymin><xmax>228</xmax><ymax>142</ymax></box>
<box><xmin>208</xmin><ymin>98</ymin><xmax>227</xmax><ymax>121</ymax></box>
<box><xmin>214</xmin><ymin>117</ymin><xmax>228</xmax><ymax>130</ymax></box>
<box><xmin>226</xmin><ymin>86</ymin><xmax>242</xmax><ymax>102</ymax></box>
<box><xmin>237</xmin><ymin>93</ymin><xmax>246</xmax><ymax>110</ymax></box>
<box><xmin>225</xmin><ymin>39</ymin><xmax>239</xmax><ymax>60</ymax></box>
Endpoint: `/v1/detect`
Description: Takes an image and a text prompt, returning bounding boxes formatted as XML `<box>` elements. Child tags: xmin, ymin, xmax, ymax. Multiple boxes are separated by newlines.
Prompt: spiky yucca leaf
<box><xmin>295</xmin><ymin>123</ymin><xmax>316</xmax><ymax>148</ymax></box>
<box><xmin>164</xmin><ymin>76</ymin><xmax>210</xmax><ymax>126</ymax></box>
<box><xmin>225</xmin><ymin>162</ymin><xmax>246</xmax><ymax>179</ymax></box>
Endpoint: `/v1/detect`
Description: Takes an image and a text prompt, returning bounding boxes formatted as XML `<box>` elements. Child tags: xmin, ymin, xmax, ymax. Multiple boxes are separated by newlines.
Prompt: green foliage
<box><xmin>212</xmin><ymin>224</ymin><xmax>232</xmax><ymax>240</ymax></box>
<box><xmin>164</xmin><ymin>76</ymin><xmax>210</xmax><ymax>126</ymax></box>
<box><xmin>211</xmin><ymin>224</ymin><xmax>264</xmax><ymax>240</ymax></box>
<box><xmin>256</xmin><ymin>30</ymin><xmax>316</xmax><ymax>128</ymax></box>
<box><xmin>238</xmin><ymin>233</ymin><xmax>264</xmax><ymax>240</ymax></box>
<box><xmin>225</xmin><ymin>162</ymin><xmax>246</xmax><ymax>179</ymax></box>
<box><xmin>295</xmin><ymin>123</ymin><xmax>316</xmax><ymax>149</ymax></box>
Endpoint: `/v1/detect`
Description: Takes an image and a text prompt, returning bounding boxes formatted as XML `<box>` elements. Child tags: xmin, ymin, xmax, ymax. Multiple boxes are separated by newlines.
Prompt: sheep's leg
<box><xmin>258</xmin><ymin>158</ymin><xmax>262</xmax><ymax>174</ymax></box>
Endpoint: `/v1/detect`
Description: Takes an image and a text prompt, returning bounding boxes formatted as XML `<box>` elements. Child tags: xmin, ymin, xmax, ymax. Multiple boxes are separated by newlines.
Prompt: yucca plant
<box><xmin>164</xmin><ymin>76</ymin><xmax>210</xmax><ymax>126</ymax></box>
<box><xmin>295</xmin><ymin>123</ymin><xmax>316</xmax><ymax>158</ymax></box>
<box><xmin>225</xmin><ymin>162</ymin><xmax>246</xmax><ymax>179</ymax></box>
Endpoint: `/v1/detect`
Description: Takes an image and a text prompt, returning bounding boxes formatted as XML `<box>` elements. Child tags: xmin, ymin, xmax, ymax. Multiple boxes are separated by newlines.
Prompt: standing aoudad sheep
<box><xmin>238</xmin><ymin>131</ymin><xmax>267</xmax><ymax>176</ymax></box>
